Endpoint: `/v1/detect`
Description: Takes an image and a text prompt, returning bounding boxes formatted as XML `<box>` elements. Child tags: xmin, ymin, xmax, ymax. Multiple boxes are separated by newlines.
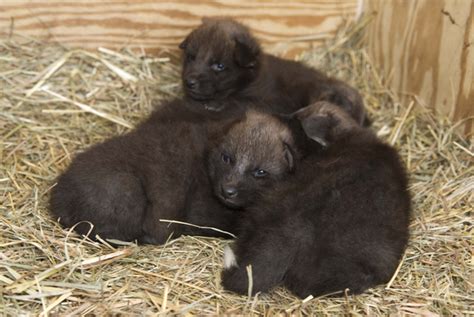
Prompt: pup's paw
<box><xmin>223</xmin><ymin>245</ymin><xmax>238</xmax><ymax>269</ymax></box>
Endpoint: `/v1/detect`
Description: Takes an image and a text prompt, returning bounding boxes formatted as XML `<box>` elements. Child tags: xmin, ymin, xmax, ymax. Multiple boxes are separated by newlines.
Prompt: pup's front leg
<box><xmin>139</xmin><ymin>188</ymin><xmax>187</xmax><ymax>245</ymax></box>
<box><xmin>139</xmin><ymin>203</ymin><xmax>182</xmax><ymax>244</ymax></box>
<box><xmin>221</xmin><ymin>234</ymin><xmax>293</xmax><ymax>295</ymax></box>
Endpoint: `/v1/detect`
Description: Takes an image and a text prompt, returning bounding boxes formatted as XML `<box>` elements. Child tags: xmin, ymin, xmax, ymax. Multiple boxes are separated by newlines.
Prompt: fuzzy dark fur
<box><xmin>208</xmin><ymin>111</ymin><xmax>297</xmax><ymax>209</ymax></box>
<box><xmin>217</xmin><ymin>102</ymin><xmax>411</xmax><ymax>297</ymax></box>
<box><xmin>49</xmin><ymin>99</ymin><xmax>246</xmax><ymax>244</ymax></box>
<box><xmin>180</xmin><ymin>17</ymin><xmax>368</xmax><ymax>125</ymax></box>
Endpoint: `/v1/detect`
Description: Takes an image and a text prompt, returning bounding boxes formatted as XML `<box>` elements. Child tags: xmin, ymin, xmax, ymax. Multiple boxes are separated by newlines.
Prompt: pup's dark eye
<box><xmin>221</xmin><ymin>153</ymin><xmax>231</xmax><ymax>164</ymax></box>
<box><xmin>186</xmin><ymin>53</ymin><xmax>196</xmax><ymax>62</ymax></box>
<box><xmin>211</xmin><ymin>63</ymin><xmax>225</xmax><ymax>72</ymax></box>
<box><xmin>253</xmin><ymin>169</ymin><xmax>268</xmax><ymax>178</ymax></box>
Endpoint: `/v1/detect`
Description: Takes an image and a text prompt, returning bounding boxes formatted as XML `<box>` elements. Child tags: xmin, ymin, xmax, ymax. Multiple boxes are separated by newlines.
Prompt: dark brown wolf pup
<box><xmin>210</xmin><ymin>102</ymin><xmax>410</xmax><ymax>297</ymax></box>
<box><xmin>179</xmin><ymin>17</ymin><xmax>368</xmax><ymax>125</ymax></box>
<box><xmin>49</xmin><ymin>99</ymin><xmax>246</xmax><ymax>244</ymax></box>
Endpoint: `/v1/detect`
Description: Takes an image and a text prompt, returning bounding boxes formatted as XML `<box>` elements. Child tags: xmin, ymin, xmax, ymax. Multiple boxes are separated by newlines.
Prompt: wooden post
<box><xmin>365</xmin><ymin>0</ymin><xmax>473</xmax><ymax>137</ymax></box>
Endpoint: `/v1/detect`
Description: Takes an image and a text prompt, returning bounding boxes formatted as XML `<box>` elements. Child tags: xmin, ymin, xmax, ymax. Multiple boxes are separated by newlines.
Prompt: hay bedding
<box><xmin>0</xmin><ymin>20</ymin><xmax>472</xmax><ymax>315</ymax></box>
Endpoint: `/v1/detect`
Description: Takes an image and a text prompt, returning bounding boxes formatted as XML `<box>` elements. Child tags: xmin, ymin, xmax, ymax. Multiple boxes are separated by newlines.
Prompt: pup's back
<box><xmin>253</xmin><ymin>54</ymin><xmax>366</xmax><ymax>124</ymax></box>
<box><xmin>272</xmin><ymin>103</ymin><xmax>410</xmax><ymax>296</ymax></box>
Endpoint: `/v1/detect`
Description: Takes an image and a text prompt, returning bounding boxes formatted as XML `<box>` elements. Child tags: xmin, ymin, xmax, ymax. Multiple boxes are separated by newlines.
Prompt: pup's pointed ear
<box><xmin>283</xmin><ymin>143</ymin><xmax>295</xmax><ymax>172</ymax></box>
<box><xmin>179</xmin><ymin>37</ymin><xmax>188</xmax><ymax>50</ymax></box>
<box><xmin>299</xmin><ymin>116</ymin><xmax>331</xmax><ymax>147</ymax></box>
<box><xmin>291</xmin><ymin>101</ymin><xmax>362</xmax><ymax>147</ymax></box>
<box><xmin>289</xmin><ymin>103</ymin><xmax>333</xmax><ymax>147</ymax></box>
<box><xmin>233</xmin><ymin>34</ymin><xmax>260</xmax><ymax>68</ymax></box>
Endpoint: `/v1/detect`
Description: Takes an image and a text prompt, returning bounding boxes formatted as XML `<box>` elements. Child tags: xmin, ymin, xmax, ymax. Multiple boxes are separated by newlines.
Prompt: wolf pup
<box><xmin>179</xmin><ymin>17</ymin><xmax>368</xmax><ymax>125</ymax></box>
<box><xmin>209</xmin><ymin>102</ymin><xmax>410</xmax><ymax>297</ymax></box>
<box><xmin>49</xmin><ymin>99</ymin><xmax>245</xmax><ymax>244</ymax></box>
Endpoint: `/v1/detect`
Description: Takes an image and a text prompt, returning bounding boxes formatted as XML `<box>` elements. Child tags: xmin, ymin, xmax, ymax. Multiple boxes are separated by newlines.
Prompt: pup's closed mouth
<box><xmin>218</xmin><ymin>195</ymin><xmax>243</xmax><ymax>209</ymax></box>
<box><xmin>186</xmin><ymin>90</ymin><xmax>213</xmax><ymax>101</ymax></box>
<box><xmin>186</xmin><ymin>94</ymin><xmax>227</xmax><ymax>112</ymax></box>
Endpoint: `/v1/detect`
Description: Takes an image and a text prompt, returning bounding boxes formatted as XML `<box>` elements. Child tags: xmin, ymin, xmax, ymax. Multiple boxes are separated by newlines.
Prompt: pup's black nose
<box><xmin>186</xmin><ymin>78</ymin><xmax>198</xmax><ymax>89</ymax></box>
<box><xmin>222</xmin><ymin>186</ymin><xmax>238</xmax><ymax>198</ymax></box>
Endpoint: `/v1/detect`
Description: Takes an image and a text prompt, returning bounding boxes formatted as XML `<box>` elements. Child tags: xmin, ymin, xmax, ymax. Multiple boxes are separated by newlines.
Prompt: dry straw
<box><xmin>0</xmin><ymin>18</ymin><xmax>472</xmax><ymax>315</ymax></box>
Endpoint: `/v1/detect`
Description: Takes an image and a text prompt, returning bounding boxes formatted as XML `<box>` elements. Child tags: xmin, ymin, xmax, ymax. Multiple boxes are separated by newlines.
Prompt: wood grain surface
<box><xmin>1</xmin><ymin>0</ymin><xmax>472</xmax><ymax>135</ymax></box>
<box><xmin>0</xmin><ymin>0</ymin><xmax>359</xmax><ymax>56</ymax></box>
<box><xmin>365</xmin><ymin>0</ymin><xmax>473</xmax><ymax>137</ymax></box>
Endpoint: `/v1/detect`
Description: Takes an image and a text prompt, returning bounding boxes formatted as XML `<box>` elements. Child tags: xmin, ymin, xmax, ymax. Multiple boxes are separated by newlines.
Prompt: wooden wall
<box><xmin>365</xmin><ymin>0</ymin><xmax>473</xmax><ymax>137</ymax></box>
<box><xmin>1</xmin><ymin>0</ymin><xmax>472</xmax><ymax>136</ymax></box>
<box><xmin>0</xmin><ymin>0</ymin><xmax>359</xmax><ymax>56</ymax></box>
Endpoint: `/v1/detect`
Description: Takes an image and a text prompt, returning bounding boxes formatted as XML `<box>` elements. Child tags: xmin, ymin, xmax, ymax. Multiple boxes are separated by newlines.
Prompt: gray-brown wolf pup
<box><xmin>208</xmin><ymin>102</ymin><xmax>410</xmax><ymax>297</ymax></box>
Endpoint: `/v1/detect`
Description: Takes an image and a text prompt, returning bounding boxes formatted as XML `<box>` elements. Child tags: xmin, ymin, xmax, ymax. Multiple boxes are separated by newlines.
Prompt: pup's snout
<box><xmin>185</xmin><ymin>78</ymin><xmax>198</xmax><ymax>90</ymax></box>
<box><xmin>221</xmin><ymin>185</ymin><xmax>238</xmax><ymax>198</ymax></box>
